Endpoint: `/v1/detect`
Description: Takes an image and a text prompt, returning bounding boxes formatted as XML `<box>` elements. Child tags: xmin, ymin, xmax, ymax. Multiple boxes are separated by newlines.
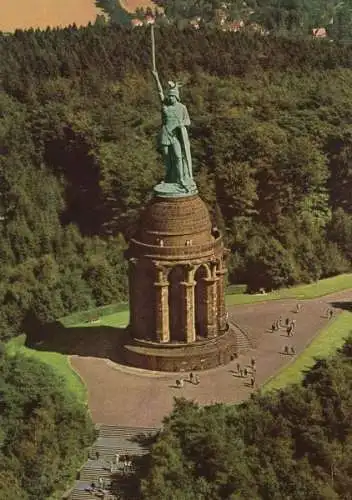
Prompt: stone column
<box><xmin>203</xmin><ymin>277</ymin><xmax>218</xmax><ymax>338</ymax></box>
<box><xmin>154</xmin><ymin>265</ymin><xmax>170</xmax><ymax>343</ymax></box>
<box><xmin>216</xmin><ymin>263</ymin><xmax>227</xmax><ymax>332</ymax></box>
<box><xmin>180</xmin><ymin>265</ymin><xmax>196</xmax><ymax>343</ymax></box>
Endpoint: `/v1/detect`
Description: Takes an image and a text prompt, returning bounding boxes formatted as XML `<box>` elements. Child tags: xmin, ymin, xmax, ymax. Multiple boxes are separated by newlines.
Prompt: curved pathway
<box><xmin>71</xmin><ymin>289</ymin><xmax>352</xmax><ymax>427</ymax></box>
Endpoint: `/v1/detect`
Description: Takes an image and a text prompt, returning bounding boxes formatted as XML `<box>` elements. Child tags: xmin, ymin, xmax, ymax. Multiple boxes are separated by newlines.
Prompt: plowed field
<box><xmin>120</xmin><ymin>0</ymin><xmax>157</xmax><ymax>13</ymax></box>
<box><xmin>0</xmin><ymin>0</ymin><xmax>104</xmax><ymax>32</ymax></box>
<box><xmin>0</xmin><ymin>1</ymin><xmax>158</xmax><ymax>32</ymax></box>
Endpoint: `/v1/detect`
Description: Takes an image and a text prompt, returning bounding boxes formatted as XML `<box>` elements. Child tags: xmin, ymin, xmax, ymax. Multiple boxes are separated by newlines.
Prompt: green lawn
<box><xmin>6</xmin><ymin>335</ymin><xmax>87</xmax><ymax>403</ymax></box>
<box><xmin>71</xmin><ymin>309</ymin><xmax>130</xmax><ymax>329</ymax></box>
<box><xmin>226</xmin><ymin>273</ymin><xmax>352</xmax><ymax>306</ymax></box>
<box><xmin>263</xmin><ymin>311</ymin><xmax>352</xmax><ymax>392</ymax></box>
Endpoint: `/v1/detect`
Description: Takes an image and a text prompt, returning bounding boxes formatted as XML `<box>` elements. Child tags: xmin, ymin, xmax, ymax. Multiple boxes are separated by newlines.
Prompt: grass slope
<box><xmin>6</xmin><ymin>335</ymin><xmax>87</xmax><ymax>403</ymax></box>
<box><xmin>263</xmin><ymin>310</ymin><xmax>352</xmax><ymax>392</ymax></box>
<box><xmin>226</xmin><ymin>273</ymin><xmax>352</xmax><ymax>306</ymax></box>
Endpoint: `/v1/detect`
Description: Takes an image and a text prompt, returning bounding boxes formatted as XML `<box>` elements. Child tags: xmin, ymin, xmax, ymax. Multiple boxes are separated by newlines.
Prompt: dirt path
<box><xmin>71</xmin><ymin>289</ymin><xmax>352</xmax><ymax>427</ymax></box>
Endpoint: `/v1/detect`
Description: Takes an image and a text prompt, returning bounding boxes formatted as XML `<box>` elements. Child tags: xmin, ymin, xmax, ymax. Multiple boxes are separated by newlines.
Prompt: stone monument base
<box><xmin>153</xmin><ymin>181</ymin><xmax>198</xmax><ymax>198</ymax></box>
<box><xmin>122</xmin><ymin>330</ymin><xmax>238</xmax><ymax>372</ymax></box>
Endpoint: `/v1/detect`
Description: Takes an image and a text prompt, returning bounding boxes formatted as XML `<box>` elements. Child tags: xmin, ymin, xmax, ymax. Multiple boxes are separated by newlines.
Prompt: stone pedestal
<box><xmin>124</xmin><ymin>194</ymin><xmax>231</xmax><ymax>371</ymax></box>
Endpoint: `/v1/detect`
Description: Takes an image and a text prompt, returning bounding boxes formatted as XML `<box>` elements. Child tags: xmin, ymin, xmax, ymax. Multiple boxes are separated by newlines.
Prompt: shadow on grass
<box><xmin>330</xmin><ymin>301</ymin><xmax>352</xmax><ymax>312</ymax></box>
<box><xmin>22</xmin><ymin>311</ymin><xmax>131</xmax><ymax>365</ymax></box>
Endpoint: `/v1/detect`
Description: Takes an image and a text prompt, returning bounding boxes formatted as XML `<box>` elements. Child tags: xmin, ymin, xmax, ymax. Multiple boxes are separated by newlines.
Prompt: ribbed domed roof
<box><xmin>138</xmin><ymin>195</ymin><xmax>212</xmax><ymax>245</ymax></box>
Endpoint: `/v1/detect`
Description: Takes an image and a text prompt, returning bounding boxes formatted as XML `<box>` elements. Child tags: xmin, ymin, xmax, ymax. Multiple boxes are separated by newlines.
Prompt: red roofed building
<box><xmin>145</xmin><ymin>15</ymin><xmax>155</xmax><ymax>25</ymax></box>
<box><xmin>131</xmin><ymin>18</ymin><xmax>144</xmax><ymax>28</ymax></box>
<box><xmin>312</xmin><ymin>27</ymin><xmax>327</xmax><ymax>38</ymax></box>
<box><xmin>225</xmin><ymin>20</ymin><xmax>244</xmax><ymax>32</ymax></box>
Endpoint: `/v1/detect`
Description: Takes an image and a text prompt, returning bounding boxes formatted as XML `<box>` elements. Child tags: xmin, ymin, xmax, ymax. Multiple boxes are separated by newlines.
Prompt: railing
<box><xmin>129</xmin><ymin>236</ymin><xmax>223</xmax><ymax>259</ymax></box>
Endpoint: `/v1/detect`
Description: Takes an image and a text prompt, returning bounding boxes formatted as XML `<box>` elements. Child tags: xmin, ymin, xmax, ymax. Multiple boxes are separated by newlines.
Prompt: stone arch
<box><xmin>168</xmin><ymin>265</ymin><xmax>185</xmax><ymax>342</ymax></box>
<box><xmin>194</xmin><ymin>262</ymin><xmax>211</xmax><ymax>279</ymax></box>
<box><xmin>195</xmin><ymin>264</ymin><xmax>209</xmax><ymax>338</ymax></box>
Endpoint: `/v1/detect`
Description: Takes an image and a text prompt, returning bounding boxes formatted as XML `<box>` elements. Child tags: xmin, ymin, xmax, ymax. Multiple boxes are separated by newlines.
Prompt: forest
<box><xmin>139</xmin><ymin>336</ymin><xmax>352</xmax><ymax>499</ymax></box>
<box><xmin>0</xmin><ymin>343</ymin><xmax>94</xmax><ymax>499</ymax></box>
<box><xmin>0</xmin><ymin>23</ymin><xmax>352</xmax><ymax>342</ymax></box>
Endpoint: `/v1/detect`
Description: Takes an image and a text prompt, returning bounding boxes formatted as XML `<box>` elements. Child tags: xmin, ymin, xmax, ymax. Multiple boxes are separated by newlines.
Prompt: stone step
<box><xmin>97</xmin><ymin>424</ymin><xmax>158</xmax><ymax>438</ymax></box>
<box><xmin>229</xmin><ymin>322</ymin><xmax>252</xmax><ymax>353</ymax></box>
<box><xmin>68</xmin><ymin>425</ymin><xmax>158</xmax><ymax>499</ymax></box>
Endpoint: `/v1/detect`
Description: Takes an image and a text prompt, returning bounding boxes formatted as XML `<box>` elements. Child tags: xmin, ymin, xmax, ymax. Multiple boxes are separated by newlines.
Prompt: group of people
<box><xmin>284</xmin><ymin>345</ymin><xmax>296</xmax><ymax>355</ymax></box>
<box><xmin>110</xmin><ymin>453</ymin><xmax>133</xmax><ymax>475</ymax></box>
<box><xmin>236</xmin><ymin>357</ymin><xmax>256</xmax><ymax>388</ymax></box>
<box><xmin>176</xmin><ymin>372</ymin><xmax>200</xmax><ymax>388</ymax></box>
<box><xmin>271</xmin><ymin>316</ymin><xmax>297</xmax><ymax>335</ymax></box>
<box><xmin>326</xmin><ymin>308</ymin><xmax>334</xmax><ymax>320</ymax></box>
<box><xmin>86</xmin><ymin>480</ymin><xmax>114</xmax><ymax>499</ymax></box>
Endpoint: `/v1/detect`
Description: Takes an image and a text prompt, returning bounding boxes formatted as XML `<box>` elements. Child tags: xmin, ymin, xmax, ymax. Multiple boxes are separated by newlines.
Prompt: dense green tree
<box><xmin>0</xmin><ymin>348</ymin><xmax>94</xmax><ymax>499</ymax></box>
<box><xmin>141</xmin><ymin>336</ymin><xmax>352</xmax><ymax>499</ymax></box>
<box><xmin>0</xmin><ymin>23</ymin><xmax>351</xmax><ymax>338</ymax></box>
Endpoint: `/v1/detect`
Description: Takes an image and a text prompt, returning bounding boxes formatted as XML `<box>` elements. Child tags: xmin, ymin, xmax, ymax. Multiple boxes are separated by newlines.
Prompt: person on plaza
<box><xmin>295</xmin><ymin>303</ymin><xmax>302</xmax><ymax>313</ymax></box>
<box><xmin>189</xmin><ymin>372</ymin><xmax>194</xmax><ymax>383</ymax></box>
<box><xmin>290</xmin><ymin>345</ymin><xmax>296</xmax><ymax>355</ymax></box>
<box><xmin>250</xmin><ymin>377</ymin><xmax>255</xmax><ymax>388</ymax></box>
<box><xmin>176</xmin><ymin>378</ymin><xmax>184</xmax><ymax>388</ymax></box>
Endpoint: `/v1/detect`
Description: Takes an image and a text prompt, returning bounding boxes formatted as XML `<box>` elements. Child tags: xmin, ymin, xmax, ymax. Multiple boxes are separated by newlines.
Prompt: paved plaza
<box><xmin>70</xmin><ymin>289</ymin><xmax>352</xmax><ymax>427</ymax></box>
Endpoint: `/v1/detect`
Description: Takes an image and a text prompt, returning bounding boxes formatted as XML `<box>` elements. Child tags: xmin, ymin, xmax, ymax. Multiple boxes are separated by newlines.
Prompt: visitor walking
<box><xmin>287</xmin><ymin>325</ymin><xmax>293</xmax><ymax>337</ymax></box>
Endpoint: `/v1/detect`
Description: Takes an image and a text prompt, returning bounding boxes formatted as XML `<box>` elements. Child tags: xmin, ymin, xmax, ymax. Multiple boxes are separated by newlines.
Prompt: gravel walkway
<box><xmin>70</xmin><ymin>289</ymin><xmax>352</xmax><ymax>426</ymax></box>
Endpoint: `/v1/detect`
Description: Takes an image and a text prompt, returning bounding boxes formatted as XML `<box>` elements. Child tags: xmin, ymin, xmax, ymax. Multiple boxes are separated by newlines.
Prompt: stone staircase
<box><xmin>229</xmin><ymin>322</ymin><xmax>252</xmax><ymax>353</ymax></box>
<box><xmin>67</xmin><ymin>424</ymin><xmax>159</xmax><ymax>500</ymax></box>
